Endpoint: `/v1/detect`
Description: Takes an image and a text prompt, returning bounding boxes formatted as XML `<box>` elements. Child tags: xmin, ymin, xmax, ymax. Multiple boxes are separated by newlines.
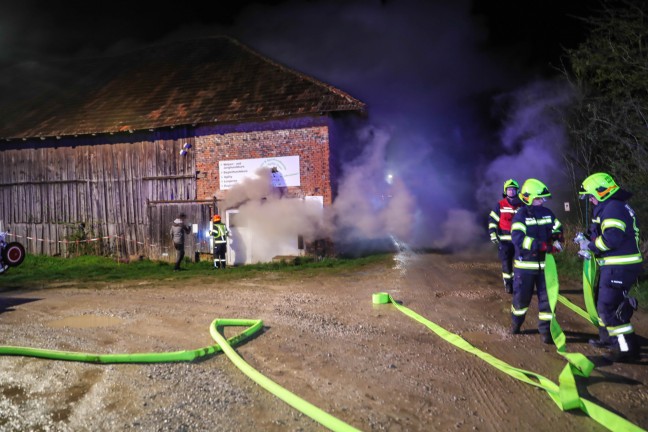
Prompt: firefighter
<box><xmin>488</xmin><ymin>179</ymin><xmax>523</xmax><ymax>293</ymax></box>
<box><xmin>209</xmin><ymin>214</ymin><xmax>229</xmax><ymax>269</ymax></box>
<box><xmin>510</xmin><ymin>179</ymin><xmax>563</xmax><ymax>344</ymax></box>
<box><xmin>576</xmin><ymin>172</ymin><xmax>642</xmax><ymax>362</ymax></box>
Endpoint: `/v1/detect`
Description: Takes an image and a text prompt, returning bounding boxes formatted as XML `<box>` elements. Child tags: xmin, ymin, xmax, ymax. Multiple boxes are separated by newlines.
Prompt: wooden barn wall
<box><xmin>0</xmin><ymin>128</ymin><xmax>200</xmax><ymax>259</ymax></box>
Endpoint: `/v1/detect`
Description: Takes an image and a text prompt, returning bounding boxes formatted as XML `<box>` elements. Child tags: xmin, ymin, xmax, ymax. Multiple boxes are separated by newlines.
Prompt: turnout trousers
<box><xmin>498</xmin><ymin>241</ymin><xmax>515</xmax><ymax>293</ymax></box>
<box><xmin>511</xmin><ymin>269</ymin><xmax>552</xmax><ymax>337</ymax></box>
<box><xmin>213</xmin><ymin>242</ymin><xmax>227</xmax><ymax>269</ymax></box>
<box><xmin>596</xmin><ymin>265</ymin><xmax>641</xmax><ymax>354</ymax></box>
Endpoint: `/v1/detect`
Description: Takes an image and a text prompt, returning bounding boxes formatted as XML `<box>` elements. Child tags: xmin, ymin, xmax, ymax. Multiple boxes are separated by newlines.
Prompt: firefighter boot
<box><xmin>213</xmin><ymin>259</ymin><xmax>219</xmax><ymax>269</ymax></box>
<box><xmin>589</xmin><ymin>326</ymin><xmax>612</xmax><ymax>349</ymax></box>
<box><xmin>605</xmin><ymin>333</ymin><xmax>640</xmax><ymax>363</ymax></box>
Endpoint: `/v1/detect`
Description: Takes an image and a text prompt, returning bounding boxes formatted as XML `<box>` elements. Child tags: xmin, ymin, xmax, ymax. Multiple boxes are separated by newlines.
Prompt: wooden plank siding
<box><xmin>0</xmin><ymin>129</ymin><xmax>204</xmax><ymax>259</ymax></box>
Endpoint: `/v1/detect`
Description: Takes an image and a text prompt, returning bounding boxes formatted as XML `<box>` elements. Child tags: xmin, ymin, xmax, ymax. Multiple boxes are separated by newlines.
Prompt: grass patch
<box><xmin>0</xmin><ymin>253</ymin><xmax>394</xmax><ymax>290</ymax></box>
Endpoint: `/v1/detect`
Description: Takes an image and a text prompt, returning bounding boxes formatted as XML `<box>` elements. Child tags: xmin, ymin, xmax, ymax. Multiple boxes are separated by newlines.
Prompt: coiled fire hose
<box><xmin>372</xmin><ymin>254</ymin><xmax>644</xmax><ymax>432</ymax></box>
<box><xmin>0</xmin><ymin>318</ymin><xmax>359</xmax><ymax>432</ymax></box>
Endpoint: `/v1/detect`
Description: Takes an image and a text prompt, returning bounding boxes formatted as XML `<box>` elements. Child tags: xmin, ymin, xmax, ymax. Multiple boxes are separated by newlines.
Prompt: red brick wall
<box><xmin>195</xmin><ymin>125</ymin><xmax>332</xmax><ymax>205</ymax></box>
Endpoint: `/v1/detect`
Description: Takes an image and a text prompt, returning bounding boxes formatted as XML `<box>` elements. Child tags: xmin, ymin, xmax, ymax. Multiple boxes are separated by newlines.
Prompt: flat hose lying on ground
<box><xmin>373</xmin><ymin>254</ymin><xmax>644</xmax><ymax>432</ymax></box>
<box><xmin>0</xmin><ymin>318</ymin><xmax>360</xmax><ymax>432</ymax></box>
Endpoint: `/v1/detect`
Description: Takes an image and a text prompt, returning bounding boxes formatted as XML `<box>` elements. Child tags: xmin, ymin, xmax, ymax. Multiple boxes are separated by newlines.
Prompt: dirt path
<box><xmin>0</xmin><ymin>250</ymin><xmax>647</xmax><ymax>431</ymax></box>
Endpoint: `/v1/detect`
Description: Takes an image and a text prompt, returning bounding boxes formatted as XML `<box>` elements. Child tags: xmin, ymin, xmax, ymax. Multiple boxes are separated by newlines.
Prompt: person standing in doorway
<box><xmin>209</xmin><ymin>214</ymin><xmax>230</xmax><ymax>269</ymax></box>
<box><xmin>488</xmin><ymin>179</ymin><xmax>523</xmax><ymax>293</ymax></box>
<box><xmin>170</xmin><ymin>213</ymin><xmax>191</xmax><ymax>271</ymax></box>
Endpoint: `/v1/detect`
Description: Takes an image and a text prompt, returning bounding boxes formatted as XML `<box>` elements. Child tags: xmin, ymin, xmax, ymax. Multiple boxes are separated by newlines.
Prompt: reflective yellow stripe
<box><xmin>607</xmin><ymin>324</ymin><xmax>634</xmax><ymax>335</ymax></box>
<box><xmin>511</xmin><ymin>305</ymin><xmax>528</xmax><ymax>316</ymax></box>
<box><xmin>538</xmin><ymin>312</ymin><xmax>553</xmax><ymax>321</ymax></box>
<box><xmin>597</xmin><ymin>254</ymin><xmax>643</xmax><ymax>266</ymax></box>
<box><xmin>595</xmin><ymin>236</ymin><xmax>610</xmax><ymax>251</ymax></box>
<box><xmin>502</xmin><ymin>273</ymin><xmax>512</xmax><ymax>279</ymax></box>
<box><xmin>514</xmin><ymin>260</ymin><xmax>545</xmax><ymax>269</ymax></box>
<box><xmin>489</xmin><ymin>211</ymin><xmax>500</xmax><ymax>222</ymax></box>
<box><xmin>511</xmin><ymin>222</ymin><xmax>526</xmax><ymax>233</ymax></box>
<box><xmin>601</xmin><ymin>218</ymin><xmax>625</xmax><ymax>232</ymax></box>
<box><xmin>499</xmin><ymin>235</ymin><xmax>512</xmax><ymax>241</ymax></box>
<box><xmin>488</xmin><ymin>223</ymin><xmax>498</xmax><ymax>229</ymax></box>
<box><xmin>500</xmin><ymin>208</ymin><xmax>516</xmax><ymax>213</ymax></box>
<box><xmin>522</xmin><ymin>237</ymin><xmax>533</xmax><ymax>250</ymax></box>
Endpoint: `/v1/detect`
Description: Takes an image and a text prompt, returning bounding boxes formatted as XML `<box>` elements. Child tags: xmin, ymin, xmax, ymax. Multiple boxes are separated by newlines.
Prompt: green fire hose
<box><xmin>373</xmin><ymin>254</ymin><xmax>644</xmax><ymax>432</ymax></box>
<box><xmin>0</xmin><ymin>318</ymin><xmax>359</xmax><ymax>432</ymax></box>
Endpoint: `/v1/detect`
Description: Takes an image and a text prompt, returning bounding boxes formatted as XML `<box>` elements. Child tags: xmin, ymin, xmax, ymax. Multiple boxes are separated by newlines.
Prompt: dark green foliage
<box><xmin>562</xmin><ymin>0</ymin><xmax>648</xmax><ymax>255</ymax></box>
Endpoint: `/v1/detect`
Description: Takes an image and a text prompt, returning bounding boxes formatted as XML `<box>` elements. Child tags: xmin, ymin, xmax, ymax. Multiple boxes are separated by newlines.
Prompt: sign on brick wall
<box><xmin>219</xmin><ymin>156</ymin><xmax>300</xmax><ymax>190</ymax></box>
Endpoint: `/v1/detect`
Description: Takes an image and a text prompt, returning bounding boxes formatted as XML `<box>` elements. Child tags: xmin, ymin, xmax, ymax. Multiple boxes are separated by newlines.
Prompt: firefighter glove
<box><xmin>490</xmin><ymin>233</ymin><xmax>499</xmax><ymax>244</ymax></box>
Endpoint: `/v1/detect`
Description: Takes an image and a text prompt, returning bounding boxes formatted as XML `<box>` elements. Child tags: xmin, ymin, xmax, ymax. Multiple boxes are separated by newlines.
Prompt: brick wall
<box><xmin>195</xmin><ymin>125</ymin><xmax>332</xmax><ymax>205</ymax></box>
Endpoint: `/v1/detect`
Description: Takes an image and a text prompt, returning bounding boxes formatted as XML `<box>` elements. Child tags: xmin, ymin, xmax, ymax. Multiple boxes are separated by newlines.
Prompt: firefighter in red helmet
<box><xmin>488</xmin><ymin>179</ymin><xmax>522</xmax><ymax>293</ymax></box>
<box><xmin>209</xmin><ymin>214</ymin><xmax>229</xmax><ymax>269</ymax></box>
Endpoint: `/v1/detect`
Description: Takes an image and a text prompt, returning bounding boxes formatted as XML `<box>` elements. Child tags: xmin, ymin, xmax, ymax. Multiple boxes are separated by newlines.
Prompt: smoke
<box><xmin>475</xmin><ymin>80</ymin><xmax>575</xmax><ymax>213</ymax></box>
<box><xmin>2</xmin><ymin>0</ymin><xmax>580</xmax><ymax>256</ymax></box>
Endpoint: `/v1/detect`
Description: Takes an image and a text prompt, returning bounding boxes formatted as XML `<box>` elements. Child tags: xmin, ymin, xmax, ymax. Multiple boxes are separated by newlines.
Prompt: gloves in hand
<box><xmin>539</xmin><ymin>241</ymin><xmax>554</xmax><ymax>253</ymax></box>
<box><xmin>552</xmin><ymin>241</ymin><xmax>563</xmax><ymax>253</ymax></box>
<box><xmin>577</xmin><ymin>238</ymin><xmax>590</xmax><ymax>251</ymax></box>
<box><xmin>490</xmin><ymin>234</ymin><xmax>499</xmax><ymax>245</ymax></box>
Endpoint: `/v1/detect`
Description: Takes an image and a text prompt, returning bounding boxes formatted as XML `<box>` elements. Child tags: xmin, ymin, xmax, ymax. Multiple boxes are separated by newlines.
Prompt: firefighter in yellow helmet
<box><xmin>510</xmin><ymin>179</ymin><xmax>563</xmax><ymax>344</ymax></box>
<box><xmin>488</xmin><ymin>179</ymin><xmax>522</xmax><ymax>293</ymax></box>
<box><xmin>576</xmin><ymin>172</ymin><xmax>642</xmax><ymax>362</ymax></box>
<box><xmin>209</xmin><ymin>214</ymin><xmax>230</xmax><ymax>269</ymax></box>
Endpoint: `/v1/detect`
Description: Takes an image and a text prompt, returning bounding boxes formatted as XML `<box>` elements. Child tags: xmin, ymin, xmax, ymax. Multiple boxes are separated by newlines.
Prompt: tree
<box><xmin>562</xmin><ymin>0</ymin><xmax>648</xmax><ymax>246</ymax></box>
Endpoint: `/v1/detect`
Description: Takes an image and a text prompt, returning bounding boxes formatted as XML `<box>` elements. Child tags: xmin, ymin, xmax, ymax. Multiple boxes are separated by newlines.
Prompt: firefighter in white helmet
<box><xmin>510</xmin><ymin>179</ymin><xmax>563</xmax><ymax>344</ymax></box>
<box><xmin>576</xmin><ymin>172</ymin><xmax>642</xmax><ymax>362</ymax></box>
<box><xmin>209</xmin><ymin>214</ymin><xmax>229</xmax><ymax>269</ymax></box>
<box><xmin>488</xmin><ymin>179</ymin><xmax>522</xmax><ymax>293</ymax></box>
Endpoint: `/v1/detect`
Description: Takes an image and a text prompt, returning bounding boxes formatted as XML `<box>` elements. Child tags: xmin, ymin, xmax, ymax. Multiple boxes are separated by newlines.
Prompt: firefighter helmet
<box><xmin>212</xmin><ymin>214</ymin><xmax>221</xmax><ymax>223</ymax></box>
<box><xmin>579</xmin><ymin>172</ymin><xmax>619</xmax><ymax>202</ymax></box>
<box><xmin>503</xmin><ymin>179</ymin><xmax>519</xmax><ymax>196</ymax></box>
<box><xmin>519</xmin><ymin>179</ymin><xmax>551</xmax><ymax>205</ymax></box>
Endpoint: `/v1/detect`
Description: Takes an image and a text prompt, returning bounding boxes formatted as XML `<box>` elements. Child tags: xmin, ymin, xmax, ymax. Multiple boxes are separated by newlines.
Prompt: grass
<box><xmin>554</xmin><ymin>236</ymin><xmax>648</xmax><ymax>310</ymax></box>
<box><xmin>0</xmin><ymin>253</ymin><xmax>394</xmax><ymax>289</ymax></box>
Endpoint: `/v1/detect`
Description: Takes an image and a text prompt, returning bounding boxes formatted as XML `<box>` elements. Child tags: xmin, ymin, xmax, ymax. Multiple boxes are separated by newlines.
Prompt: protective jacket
<box><xmin>585</xmin><ymin>197</ymin><xmax>643</xmax><ymax>269</ymax></box>
<box><xmin>209</xmin><ymin>223</ymin><xmax>229</xmax><ymax>243</ymax></box>
<box><xmin>511</xmin><ymin>205</ymin><xmax>562</xmax><ymax>272</ymax></box>
<box><xmin>488</xmin><ymin>197</ymin><xmax>522</xmax><ymax>242</ymax></box>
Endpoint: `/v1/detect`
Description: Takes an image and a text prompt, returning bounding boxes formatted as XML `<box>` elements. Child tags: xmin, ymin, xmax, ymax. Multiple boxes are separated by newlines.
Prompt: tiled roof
<box><xmin>0</xmin><ymin>36</ymin><xmax>365</xmax><ymax>140</ymax></box>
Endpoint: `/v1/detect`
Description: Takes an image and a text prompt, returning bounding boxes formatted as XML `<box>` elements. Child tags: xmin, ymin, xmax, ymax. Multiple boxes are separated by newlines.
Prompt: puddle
<box><xmin>48</xmin><ymin>315</ymin><xmax>123</xmax><ymax>328</ymax></box>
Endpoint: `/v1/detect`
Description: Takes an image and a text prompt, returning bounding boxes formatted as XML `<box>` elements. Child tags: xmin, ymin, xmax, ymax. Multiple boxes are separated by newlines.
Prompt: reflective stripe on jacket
<box><xmin>587</xmin><ymin>199</ymin><xmax>643</xmax><ymax>267</ymax></box>
<box><xmin>511</xmin><ymin>205</ymin><xmax>561</xmax><ymax>272</ymax></box>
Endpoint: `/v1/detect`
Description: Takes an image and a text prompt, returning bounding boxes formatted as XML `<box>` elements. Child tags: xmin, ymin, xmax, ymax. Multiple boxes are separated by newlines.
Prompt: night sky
<box><xmin>0</xmin><ymin>0</ymin><xmax>602</xmax><ymax>248</ymax></box>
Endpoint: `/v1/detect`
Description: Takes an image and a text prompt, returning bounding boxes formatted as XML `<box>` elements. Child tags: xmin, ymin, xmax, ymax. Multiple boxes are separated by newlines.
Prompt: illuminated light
<box><xmin>386</xmin><ymin>173</ymin><xmax>394</xmax><ymax>184</ymax></box>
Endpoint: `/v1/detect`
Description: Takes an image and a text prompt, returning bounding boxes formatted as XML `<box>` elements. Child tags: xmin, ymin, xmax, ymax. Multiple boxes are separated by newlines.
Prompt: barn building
<box><xmin>0</xmin><ymin>36</ymin><xmax>365</xmax><ymax>263</ymax></box>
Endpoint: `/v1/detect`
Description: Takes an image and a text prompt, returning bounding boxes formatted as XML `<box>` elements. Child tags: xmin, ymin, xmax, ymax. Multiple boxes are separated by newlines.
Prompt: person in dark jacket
<box><xmin>510</xmin><ymin>179</ymin><xmax>563</xmax><ymax>344</ymax></box>
<box><xmin>488</xmin><ymin>179</ymin><xmax>523</xmax><ymax>293</ymax></box>
<box><xmin>576</xmin><ymin>172</ymin><xmax>643</xmax><ymax>363</ymax></box>
<box><xmin>170</xmin><ymin>213</ymin><xmax>191</xmax><ymax>271</ymax></box>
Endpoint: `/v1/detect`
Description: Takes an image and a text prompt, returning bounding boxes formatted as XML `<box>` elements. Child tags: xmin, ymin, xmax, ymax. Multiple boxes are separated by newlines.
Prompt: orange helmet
<box><xmin>212</xmin><ymin>214</ymin><xmax>221</xmax><ymax>223</ymax></box>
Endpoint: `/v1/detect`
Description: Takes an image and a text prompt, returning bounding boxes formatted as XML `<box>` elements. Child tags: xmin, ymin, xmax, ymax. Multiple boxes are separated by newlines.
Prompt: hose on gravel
<box><xmin>373</xmin><ymin>255</ymin><xmax>644</xmax><ymax>432</ymax></box>
<box><xmin>0</xmin><ymin>318</ymin><xmax>360</xmax><ymax>432</ymax></box>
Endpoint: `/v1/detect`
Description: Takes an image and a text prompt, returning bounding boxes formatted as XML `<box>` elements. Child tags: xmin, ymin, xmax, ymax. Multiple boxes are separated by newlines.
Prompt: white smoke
<box><xmin>475</xmin><ymin>80</ymin><xmax>575</xmax><ymax>212</ymax></box>
<box><xmin>220</xmin><ymin>126</ymin><xmax>418</xmax><ymax>261</ymax></box>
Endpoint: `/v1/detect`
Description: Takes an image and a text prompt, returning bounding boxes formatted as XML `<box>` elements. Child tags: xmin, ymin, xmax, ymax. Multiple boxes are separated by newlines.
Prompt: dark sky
<box><xmin>0</xmin><ymin>0</ymin><xmax>602</xmax><ymax>248</ymax></box>
<box><xmin>1</xmin><ymin>0</ymin><xmax>593</xmax><ymax>68</ymax></box>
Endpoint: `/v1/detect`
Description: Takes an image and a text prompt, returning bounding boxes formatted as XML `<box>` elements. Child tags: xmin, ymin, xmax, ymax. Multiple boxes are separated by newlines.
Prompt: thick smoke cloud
<box><xmin>476</xmin><ymin>80</ymin><xmax>575</xmax><ymax>214</ymax></box>
<box><xmin>2</xmin><ymin>0</ymin><xmax>579</xmax><ymax>257</ymax></box>
<box><xmin>199</xmin><ymin>0</ymin><xmax>519</xmax><ymax>253</ymax></box>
